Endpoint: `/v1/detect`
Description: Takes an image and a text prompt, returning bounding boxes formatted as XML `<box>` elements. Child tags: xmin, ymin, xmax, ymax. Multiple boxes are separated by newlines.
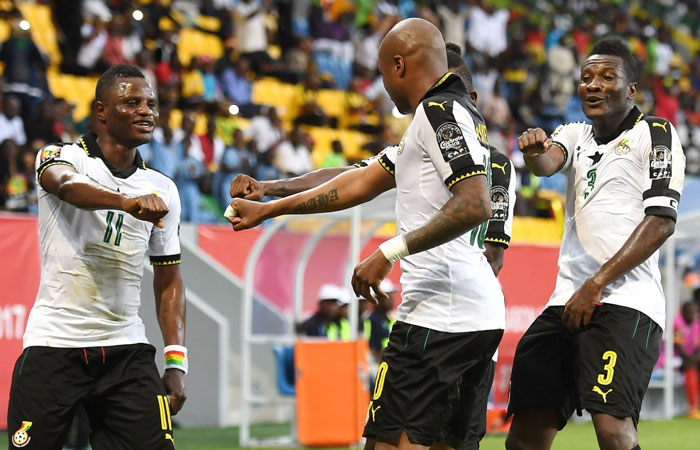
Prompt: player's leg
<box><xmin>7</xmin><ymin>347</ymin><xmax>91</xmax><ymax>450</ymax></box>
<box><xmin>590</xmin><ymin>414</ymin><xmax>637</xmax><ymax>450</ymax></box>
<box><xmin>505</xmin><ymin>307</ymin><xmax>578</xmax><ymax>450</ymax></box>
<box><xmin>87</xmin><ymin>344</ymin><xmax>175</xmax><ymax>450</ymax></box>
<box><xmin>578</xmin><ymin>304</ymin><xmax>662</xmax><ymax>450</ymax></box>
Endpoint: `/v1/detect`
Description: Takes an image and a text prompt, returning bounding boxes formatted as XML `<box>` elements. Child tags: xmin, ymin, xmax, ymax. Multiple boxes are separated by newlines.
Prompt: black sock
<box><xmin>631</xmin><ymin>445</ymin><xmax>641</xmax><ymax>450</ymax></box>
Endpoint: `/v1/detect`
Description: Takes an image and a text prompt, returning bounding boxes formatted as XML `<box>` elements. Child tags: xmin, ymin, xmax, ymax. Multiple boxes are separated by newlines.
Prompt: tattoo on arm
<box><xmin>292</xmin><ymin>188</ymin><xmax>339</xmax><ymax>213</ymax></box>
<box><xmin>404</xmin><ymin>177</ymin><xmax>491</xmax><ymax>254</ymax></box>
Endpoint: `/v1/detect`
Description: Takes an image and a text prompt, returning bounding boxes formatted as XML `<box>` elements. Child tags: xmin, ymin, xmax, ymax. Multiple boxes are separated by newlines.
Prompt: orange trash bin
<box><xmin>295</xmin><ymin>340</ymin><xmax>370</xmax><ymax>447</ymax></box>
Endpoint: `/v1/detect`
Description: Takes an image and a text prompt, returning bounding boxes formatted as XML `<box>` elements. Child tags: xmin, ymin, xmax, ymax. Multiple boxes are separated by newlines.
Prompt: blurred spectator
<box><xmin>294</xmin><ymin>73</ymin><xmax>337</xmax><ymax>127</ymax></box>
<box><xmin>250</xmin><ymin>139</ymin><xmax>281</xmax><ymax>184</ymax></box>
<box><xmin>0</xmin><ymin>20</ymin><xmax>48</xmax><ymax>124</ymax></box>
<box><xmin>675</xmin><ymin>302</ymin><xmax>700</xmax><ymax>418</ymax></box>
<box><xmin>52</xmin><ymin>0</ymin><xmax>84</xmax><ymax>73</ymax></box>
<box><xmin>0</xmin><ymin>96</ymin><xmax>27</xmax><ymax>146</ymax></box>
<box><xmin>327</xmin><ymin>293</ymin><xmax>370</xmax><ymax>342</ymax></box>
<box><xmin>233</xmin><ymin>0</ymin><xmax>271</xmax><ymax>73</ymax></box>
<box><xmin>298</xmin><ymin>284</ymin><xmax>341</xmax><ymax>337</ymax></box>
<box><xmin>285</xmin><ymin>36</ymin><xmax>313</xmax><ymax>81</ymax></box>
<box><xmin>482</xmin><ymin>81</ymin><xmax>511</xmax><ymax>131</ymax></box>
<box><xmin>0</xmin><ymin>139</ymin><xmax>33</xmax><ymax>212</ymax></box>
<box><xmin>196</xmin><ymin>116</ymin><xmax>226</xmax><ymax>172</ymax></box>
<box><xmin>466</xmin><ymin>1</ymin><xmax>509</xmax><ymax>58</ymax></box>
<box><xmin>220</xmin><ymin>57</ymin><xmax>258</xmax><ymax>117</ymax></box>
<box><xmin>137</xmin><ymin>50</ymin><xmax>159</xmax><ymax>93</ymax></box>
<box><xmin>28</xmin><ymin>99</ymin><xmax>61</xmax><ymax>145</ymax></box>
<box><xmin>321</xmin><ymin>140</ymin><xmax>348</xmax><ymax>168</ymax></box>
<box><xmin>274</xmin><ymin>126</ymin><xmax>312</xmax><ymax>176</ymax></box>
<box><xmin>244</xmin><ymin>107</ymin><xmax>284</xmax><ymax>154</ymax></box>
<box><xmin>102</xmin><ymin>14</ymin><xmax>142</xmax><ymax>66</ymax></box>
<box><xmin>200</xmin><ymin>56</ymin><xmax>222</xmax><ymax>103</ymax></box>
<box><xmin>52</xmin><ymin>98</ymin><xmax>78</xmax><ymax>142</ymax></box>
<box><xmin>181</xmin><ymin>57</ymin><xmax>205</xmax><ymax>100</ymax></box>
<box><xmin>216</xmin><ymin>128</ymin><xmax>253</xmax><ymax>208</ymax></box>
<box><xmin>77</xmin><ymin>18</ymin><xmax>110</xmax><ymax>74</ymax></box>
<box><xmin>144</xmin><ymin>109</ymin><xmax>184</xmax><ymax>179</ymax></box>
<box><xmin>436</xmin><ymin>0</ymin><xmax>469</xmax><ymax>51</ymax></box>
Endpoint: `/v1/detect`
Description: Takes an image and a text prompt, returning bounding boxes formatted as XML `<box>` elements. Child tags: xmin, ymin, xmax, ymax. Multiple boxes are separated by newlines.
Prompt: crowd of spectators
<box><xmin>2</xmin><ymin>0</ymin><xmax>700</xmax><ymax>221</ymax></box>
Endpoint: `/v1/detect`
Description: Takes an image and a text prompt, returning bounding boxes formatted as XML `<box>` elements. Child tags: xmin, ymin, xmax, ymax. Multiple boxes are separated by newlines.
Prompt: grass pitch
<box><xmin>2</xmin><ymin>418</ymin><xmax>699</xmax><ymax>449</ymax></box>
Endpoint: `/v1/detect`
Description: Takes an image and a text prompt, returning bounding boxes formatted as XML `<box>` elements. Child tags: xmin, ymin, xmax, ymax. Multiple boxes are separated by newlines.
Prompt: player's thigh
<box><xmin>88</xmin><ymin>344</ymin><xmax>174</xmax><ymax>450</ymax></box>
<box><xmin>578</xmin><ymin>305</ymin><xmax>662</xmax><ymax>426</ymax></box>
<box><xmin>8</xmin><ymin>347</ymin><xmax>90</xmax><ymax>450</ymax></box>
<box><xmin>507</xmin><ymin>306</ymin><xmax>578</xmax><ymax>430</ymax></box>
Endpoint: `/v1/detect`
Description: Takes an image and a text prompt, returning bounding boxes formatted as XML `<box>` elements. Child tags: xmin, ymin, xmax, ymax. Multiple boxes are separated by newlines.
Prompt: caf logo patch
<box><xmin>650</xmin><ymin>145</ymin><xmax>672</xmax><ymax>180</ymax></box>
<box><xmin>397</xmin><ymin>134</ymin><xmax>406</xmax><ymax>155</ymax></box>
<box><xmin>40</xmin><ymin>145</ymin><xmax>62</xmax><ymax>163</ymax></box>
<box><xmin>616</xmin><ymin>138</ymin><xmax>632</xmax><ymax>155</ymax></box>
<box><xmin>12</xmin><ymin>421</ymin><xmax>32</xmax><ymax>447</ymax></box>
<box><xmin>490</xmin><ymin>186</ymin><xmax>509</xmax><ymax>221</ymax></box>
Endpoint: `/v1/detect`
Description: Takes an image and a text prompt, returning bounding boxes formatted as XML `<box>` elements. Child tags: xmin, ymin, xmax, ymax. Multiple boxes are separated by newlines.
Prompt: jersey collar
<box><xmin>419</xmin><ymin>72</ymin><xmax>467</xmax><ymax>102</ymax></box>
<box><xmin>79</xmin><ymin>131</ymin><xmax>146</xmax><ymax>179</ymax></box>
<box><xmin>593</xmin><ymin>106</ymin><xmax>644</xmax><ymax>145</ymax></box>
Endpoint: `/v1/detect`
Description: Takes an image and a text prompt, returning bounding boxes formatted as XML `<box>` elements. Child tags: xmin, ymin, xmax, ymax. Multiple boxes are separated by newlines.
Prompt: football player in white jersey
<box><xmin>505</xmin><ymin>38</ymin><xmax>685</xmax><ymax>450</ymax></box>
<box><xmin>7</xmin><ymin>65</ymin><xmax>186</xmax><ymax>450</ymax></box>
<box><xmin>228</xmin><ymin>19</ymin><xmax>505</xmax><ymax>450</ymax></box>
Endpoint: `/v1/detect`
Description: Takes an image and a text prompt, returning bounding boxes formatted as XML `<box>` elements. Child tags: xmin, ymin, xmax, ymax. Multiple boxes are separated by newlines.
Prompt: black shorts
<box><xmin>507</xmin><ymin>305</ymin><xmax>662</xmax><ymax>429</ymax></box>
<box><xmin>363</xmin><ymin>321</ymin><xmax>502</xmax><ymax>446</ymax></box>
<box><xmin>7</xmin><ymin>344</ymin><xmax>175</xmax><ymax>450</ymax></box>
<box><xmin>443</xmin><ymin>360</ymin><xmax>496</xmax><ymax>450</ymax></box>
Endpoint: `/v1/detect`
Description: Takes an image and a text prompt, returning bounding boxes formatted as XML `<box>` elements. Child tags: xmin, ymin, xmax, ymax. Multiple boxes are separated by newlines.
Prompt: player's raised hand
<box><xmin>122</xmin><ymin>194</ymin><xmax>169</xmax><ymax>228</ymax></box>
<box><xmin>351</xmin><ymin>249</ymin><xmax>393</xmax><ymax>305</ymax></box>
<box><xmin>518</xmin><ymin>128</ymin><xmax>552</xmax><ymax>155</ymax></box>
<box><xmin>226</xmin><ymin>198</ymin><xmax>270</xmax><ymax>231</ymax></box>
<box><xmin>563</xmin><ymin>277</ymin><xmax>604</xmax><ymax>333</ymax></box>
<box><xmin>230</xmin><ymin>174</ymin><xmax>265</xmax><ymax>200</ymax></box>
<box><xmin>162</xmin><ymin>369</ymin><xmax>187</xmax><ymax>415</ymax></box>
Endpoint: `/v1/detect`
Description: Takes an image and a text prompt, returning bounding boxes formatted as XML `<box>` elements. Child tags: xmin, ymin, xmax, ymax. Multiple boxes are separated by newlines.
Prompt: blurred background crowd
<box><xmin>1</xmin><ymin>0</ymin><xmax>700</xmax><ymax>222</ymax></box>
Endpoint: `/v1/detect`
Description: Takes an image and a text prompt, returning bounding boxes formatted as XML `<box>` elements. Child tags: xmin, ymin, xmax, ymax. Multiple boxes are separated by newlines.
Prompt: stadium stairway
<box><xmin>139</xmin><ymin>223</ymin><xmax>289</xmax><ymax>427</ymax></box>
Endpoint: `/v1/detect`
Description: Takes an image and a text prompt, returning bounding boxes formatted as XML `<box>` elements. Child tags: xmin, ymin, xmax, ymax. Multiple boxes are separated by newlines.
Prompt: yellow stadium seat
<box><xmin>251</xmin><ymin>78</ymin><xmax>300</xmax><ymax>121</ymax></box>
<box><xmin>0</xmin><ymin>19</ymin><xmax>10</xmax><ymax>42</ymax></box>
<box><xmin>196</xmin><ymin>15</ymin><xmax>221</xmax><ymax>33</ymax></box>
<box><xmin>177</xmin><ymin>28</ymin><xmax>223</xmax><ymax>66</ymax></box>
<box><xmin>316</xmin><ymin>90</ymin><xmax>346</xmax><ymax>118</ymax></box>
<box><xmin>17</xmin><ymin>2</ymin><xmax>61</xmax><ymax>64</ymax></box>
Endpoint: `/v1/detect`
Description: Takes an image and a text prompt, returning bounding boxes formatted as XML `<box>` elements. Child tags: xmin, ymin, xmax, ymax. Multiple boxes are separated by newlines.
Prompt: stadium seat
<box><xmin>251</xmin><ymin>78</ymin><xmax>300</xmax><ymax>121</ymax></box>
<box><xmin>177</xmin><ymin>28</ymin><xmax>223</xmax><ymax>66</ymax></box>
<box><xmin>316</xmin><ymin>89</ymin><xmax>346</xmax><ymax>118</ymax></box>
<box><xmin>272</xmin><ymin>344</ymin><xmax>296</xmax><ymax>396</ymax></box>
<box><xmin>16</xmin><ymin>2</ymin><xmax>61</xmax><ymax>64</ymax></box>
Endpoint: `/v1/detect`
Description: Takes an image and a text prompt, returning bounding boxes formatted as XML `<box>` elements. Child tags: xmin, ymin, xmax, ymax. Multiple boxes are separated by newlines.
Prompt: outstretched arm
<box><xmin>41</xmin><ymin>164</ymin><xmax>169</xmax><ymax>227</ymax></box>
<box><xmin>153</xmin><ymin>264</ymin><xmax>187</xmax><ymax>415</ymax></box>
<box><xmin>230</xmin><ymin>167</ymin><xmax>353</xmax><ymax>200</ymax></box>
<box><xmin>228</xmin><ymin>161</ymin><xmax>395</xmax><ymax>230</ymax></box>
<box><xmin>352</xmin><ymin>175</ymin><xmax>492</xmax><ymax>302</ymax></box>
<box><xmin>519</xmin><ymin>128</ymin><xmax>566</xmax><ymax>177</ymax></box>
<box><xmin>563</xmin><ymin>215</ymin><xmax>675</xmax><ymax>332</ymax></box>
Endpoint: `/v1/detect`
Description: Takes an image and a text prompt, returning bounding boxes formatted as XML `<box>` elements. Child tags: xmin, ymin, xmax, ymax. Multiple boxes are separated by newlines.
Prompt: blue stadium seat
<box><xmin>272</xmin><ymin>344</ymin><xmax>296</xmax><ymax>396</ymax></box>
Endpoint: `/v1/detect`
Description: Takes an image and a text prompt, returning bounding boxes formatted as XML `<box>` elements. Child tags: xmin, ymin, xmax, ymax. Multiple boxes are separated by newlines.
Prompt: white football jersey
<box><xmin>547</xmin><ymin>107</ymin><xmax>685</xmax><ymax>328</ymax></box>
<box><xmin>375</xmin><ymin>73</ymin><xmax>505</xmax><ymax>333</ymax></box>
<box><xmin>24</xmin><ymin>132</ymin><xmax>182</xmax><ymax>348</ymax></box>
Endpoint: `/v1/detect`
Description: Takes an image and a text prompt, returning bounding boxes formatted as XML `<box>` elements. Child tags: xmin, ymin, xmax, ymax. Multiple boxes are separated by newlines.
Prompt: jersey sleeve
<box><xmin>375</xmin><ymin>144</ymin><xmax>398</xmax><ymax>176</ymax></box>
<box><xmin>353</xmin><ymin>145</ymin><xmax>397</xmax><ymax>169</ymax></box>
<box><xmin>485</xmin><ymin>150</ymin><xmax>516</xmax><ymax>248</ymax></box>
<box><xmin>149</xmin><ymin>178</ymin><xmax>182</xmax><ymax>265</ymax></box>
<box><xmin>36</xmin><ymin>143</ymin><xmax>86</xmax><ymax>187</ymax></box>
<box><xmin>550</xmin><ymin>123</ymin><xmax>580</xmax><ymax>173</ymax></box>
<box><xmin>640</xmin><ymin>118</ymin><xmax>685</xmax><ymax>221</ymax></box>
<box><xmin>419</xmin><ymin>100</ymin><xmax>487</xmax><ymax>189</ymax></box>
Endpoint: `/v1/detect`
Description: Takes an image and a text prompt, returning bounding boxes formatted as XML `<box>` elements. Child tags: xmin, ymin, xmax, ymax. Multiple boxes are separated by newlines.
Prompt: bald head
<box><xmin>378</xmin><ymin>18</ymin><xmax>448</xmax><ymax>114</ymax></box>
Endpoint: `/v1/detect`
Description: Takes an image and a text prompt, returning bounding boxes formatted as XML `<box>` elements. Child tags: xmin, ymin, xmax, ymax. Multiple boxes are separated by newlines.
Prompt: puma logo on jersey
<box><xmin>592</xmin><ymin>386</ymin><xmax>612</xmax><ymax>403</ymax></box>
<box><xmin>165</xmin><ymin>433</ymin><xmax>174</xmax><ymax>443</ymax></box>
<box><xmin>492</xmin><ymin>161</ymin><xmax>508</xmax><ymax>175</ymax></box>
<box><xmin>652</xmin><ymin>122</ymin><xmax>668</xmax><ymax>132</ymax></box>
<box><xmin>428</xmin><ymin>101</ymin><xmax>447</xmax><ymax>111</ymax></box>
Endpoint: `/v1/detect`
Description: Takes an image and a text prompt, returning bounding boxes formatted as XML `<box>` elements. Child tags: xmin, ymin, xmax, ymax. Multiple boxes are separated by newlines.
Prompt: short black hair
<box><xmin>445</xmin><ymin>42</ymin><xmax>473</xmax><ymax>91</ymax></box>
<box><xmin>589</xmin><ymin>37</ymin><xmax>638</xmax><ymax>83</ymax></box>
<box><xmin>95</xmin><ymin>64</ymin><xmax>146</xmax><ymax>102</ymax></box>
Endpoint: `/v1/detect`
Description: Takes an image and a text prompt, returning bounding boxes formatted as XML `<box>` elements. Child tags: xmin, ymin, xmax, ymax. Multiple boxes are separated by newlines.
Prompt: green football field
<box><xmin>2</xmin><ymin>418</ymin><xmax>700</xmax><ymax>449</ymax></box>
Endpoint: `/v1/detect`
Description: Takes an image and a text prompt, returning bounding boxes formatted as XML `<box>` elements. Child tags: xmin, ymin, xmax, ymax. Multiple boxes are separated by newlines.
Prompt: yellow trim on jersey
<box><xmin>446</xmin><ymin>169</ymin><xmax>487</xmax><ymax>188</ymax></box>
<box><xmin>151</xmin><ymin>259</ymin><xmax>182</xmax><ymax>266</ymax></box>
<box><xmin>79</xmin><ymin>137</ymin><xmax>90</xmax><ymax>155</ymax></box>
<box><xmin>379</xmin><ymin>157</ymin><xmax>395</xmax><ymax>176</ymax></box>
<box><xmin>38</xmin><ymin>160</ymin><xmax>76</xmax><ymax>180</ymax></box>
<box><xmin>484</xmin><ymin>237</ymin><xmax>510</xmax><ymax>245</ymax></box>
<box><xmin>430</xmin><ymin>72</ymin><xmax>452</xmax><ymax>91</ymax></box>
<box><xmin>634</xmin><ymin>112</ymin><xmax>644</xmax><ymax>127</ymax></box>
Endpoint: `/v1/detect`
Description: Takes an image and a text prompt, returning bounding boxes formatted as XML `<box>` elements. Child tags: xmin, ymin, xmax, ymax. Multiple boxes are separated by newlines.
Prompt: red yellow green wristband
<box><xmin>164</xmin><ymin>345</ymin><xmax>188</xmax><ymax>374</ymax></box>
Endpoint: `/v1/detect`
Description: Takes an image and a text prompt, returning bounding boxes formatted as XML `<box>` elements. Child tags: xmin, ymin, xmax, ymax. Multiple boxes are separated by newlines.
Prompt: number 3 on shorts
<box><xmin>597</xmin><ymin>350</ymin><xmax>617</xmax><ymax>386</ymax></box>
<box><xmin>373</xmin><ymin>362</ymin><xmax>389</xmax><ymax>400</ymax></box>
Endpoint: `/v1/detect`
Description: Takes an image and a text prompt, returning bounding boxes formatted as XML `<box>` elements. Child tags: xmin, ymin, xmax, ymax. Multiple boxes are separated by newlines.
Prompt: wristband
<box><xmin>379</xmin><ymin>235</ymin><xmax>409</xmax><ymax>263</ymax></box>
<box><xmin>164</xmin><ymin>345</ymin><xmax>188</xmax><ymax>374</ymax></box>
